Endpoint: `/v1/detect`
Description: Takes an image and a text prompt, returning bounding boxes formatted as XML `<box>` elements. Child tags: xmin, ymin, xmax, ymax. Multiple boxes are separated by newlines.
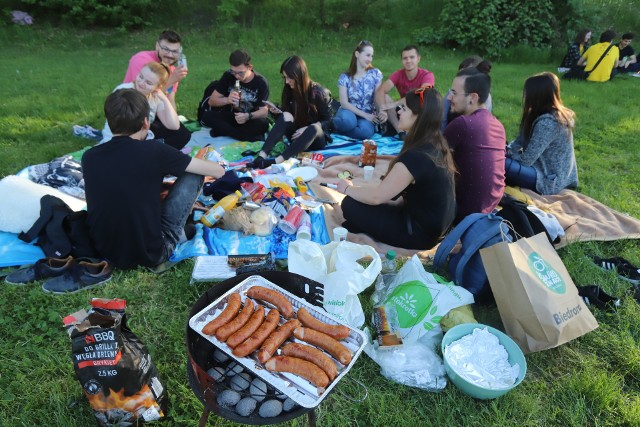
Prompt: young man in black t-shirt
<box><xmin>82</xmin><ymin>89</ymin><xmax>225</xmax><ymax>269</ymax></box>
<box><xmin>615</xmin><ymin>32</ymin><xmax>639</xmax><ymax>73</ymax></box>
<box><xmin>200</xmin><ymin>50</ymin><xmax>270</xmax><ymax>141</ymax></box>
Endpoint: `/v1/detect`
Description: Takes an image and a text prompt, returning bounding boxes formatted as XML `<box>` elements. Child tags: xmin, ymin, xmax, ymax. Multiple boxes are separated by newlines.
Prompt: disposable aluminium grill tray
<box><xmin>189</xmin><ymin>275</ymin><xmax>367</xmax><ymax>408</ymax></box>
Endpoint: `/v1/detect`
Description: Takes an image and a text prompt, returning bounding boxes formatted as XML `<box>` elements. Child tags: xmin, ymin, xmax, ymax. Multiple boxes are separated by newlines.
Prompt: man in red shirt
<box><xmin>375</xmin><ymin>45</ymin><xmax>435</xmax><ymax>134</ymax></box>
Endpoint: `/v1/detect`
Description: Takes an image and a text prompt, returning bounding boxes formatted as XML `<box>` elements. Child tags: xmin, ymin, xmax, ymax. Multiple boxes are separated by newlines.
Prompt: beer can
<box><xmin>358</xmin><ymin>139</ymin><xmax>377</xmax><ymax>167</ymax></box>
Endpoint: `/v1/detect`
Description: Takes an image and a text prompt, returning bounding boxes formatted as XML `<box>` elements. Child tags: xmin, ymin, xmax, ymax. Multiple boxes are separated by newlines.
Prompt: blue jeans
<box><xmin>332</xmin><ymin>108</ymin><xmax>375</xmax><ymax>140</ymax></box>
<box><xmin>505</xmin><ymin>157</ymin><xmax>537</xmax><ymax>191</ymax></box>
<box><xmin>159</xmin><ymin>172</ymin><xmax>203</xmax><ymax>262</ymax></box>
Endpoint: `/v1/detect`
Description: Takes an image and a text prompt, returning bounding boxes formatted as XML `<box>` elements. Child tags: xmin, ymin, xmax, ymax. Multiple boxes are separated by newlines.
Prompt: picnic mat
<box><xmin>185</xmin><ymin>130</ymin><xmax>403</xmax><ymax>162</ymax></box>
<box><xmin>308</xmin><ymin>155</ymin><xmax>640</xmax><ymax>259</ymax></box>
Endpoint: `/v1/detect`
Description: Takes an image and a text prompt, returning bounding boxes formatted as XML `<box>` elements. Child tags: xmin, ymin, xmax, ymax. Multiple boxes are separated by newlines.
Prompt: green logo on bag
<box><xmin>384</xmin><ymin>281</ymin><xmax>434</xmax><ymax>328</ymax></box>
<box><xmin>527</xmin><ymin>252</ymin><xmax>566</xmax><ymax>294</ymax></box>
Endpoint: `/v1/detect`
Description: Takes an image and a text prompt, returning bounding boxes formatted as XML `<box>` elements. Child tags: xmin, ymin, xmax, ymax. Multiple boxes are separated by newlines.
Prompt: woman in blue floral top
<box><xmin>332</xmin><ymin>40</ymin><xmax>383</xmax><ymax>139</ymax></box>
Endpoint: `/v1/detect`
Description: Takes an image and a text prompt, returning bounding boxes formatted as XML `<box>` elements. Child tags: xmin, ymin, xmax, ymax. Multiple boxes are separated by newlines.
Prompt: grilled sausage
<box><xmin>232</xmin><ymin>309</ymin><xmax>280</xmax><ymax>358</ymax></box>
<box><xmin>246</xmin><ymin>286</ymin><xmax>294</xmax><ymax>318</ymax></box>
<box><xmin>202</xmin><ymin>293</ymin><xmax>242</xmax><ymax>336</ymax></box>
<box><xmin>293</xmin><ymin>327</ymin><xmax>352</xmax><ymax>365</ymax></box>
<box><xmin>215</xmin><ymin>299</ymin><xmax>254</xmax><ymax>342</ymax></box>
<box><xmin>226</xmin><ymin>305</ymin><xmax>265</xmax><ymax>349</ymax></box>
<box><xmin>257</xmin><ymin>319</ymin><xmax>301</xmax><ymax>363</ymax></box>
<box><xmin>297</xmin><ymin>307</ymin><xmax>350</xmax><ymax>340</ymax></box>
<box><xmin>281</xmin><ymin>342</ymin><xmax>338</xmax><ymax>381</ymax></box>
<box><xmin>265</xmin><ymin>356</ymin><xmax>330</xmax><ymax>389</ymax></box>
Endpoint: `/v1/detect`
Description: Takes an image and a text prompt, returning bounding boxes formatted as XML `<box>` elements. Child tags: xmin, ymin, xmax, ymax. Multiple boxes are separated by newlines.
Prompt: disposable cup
<box><xmin>363</xmin><ymin>165</ymin><xmax>374</xmax><ymax>181</ymax></box>
<box><xmin>296</xmin><ymin>212</ymin><xmax>312</xmax><ymax>240</ymax></box>
<box><xmin>333</xmin><ymin>226</ymin><xmax>348</xmax><ymax>242</ymax></box>
<box><xmin>279</xmin><ymin>205</ymin><xmax>304</xmax><ymax>234</ymax></box>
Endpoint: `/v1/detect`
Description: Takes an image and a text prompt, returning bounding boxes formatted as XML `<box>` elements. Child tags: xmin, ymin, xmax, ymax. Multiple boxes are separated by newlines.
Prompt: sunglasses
<box><xmin>414</xmin><ymin>85</ymin><xmax>433</xmax><ymax>107</ymax></box>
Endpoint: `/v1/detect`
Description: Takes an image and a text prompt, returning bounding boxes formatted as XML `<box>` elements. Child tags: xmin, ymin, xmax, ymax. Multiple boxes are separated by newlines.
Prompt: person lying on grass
<box><xmin>101</xmin><ymin>61</ymin><xmax>191</xmax><ymax>150</ymax></box>
<box><xmin>83</xmin><ymin>89</ymin><xmax>225</xmax><ymax>270</ymax></box>
<box><xmin>251</xmin><ymin>56</ymin><xmax>333</xmax><ymax>169</ymax></box>
<box><xmin>505</xmin><ymin>72</ymin><xmax>578</xmax><ymax>194</ymax></box>
<box><xmin>336</xmin><ymin>87</ymin><xmax>456</xmax><ymax>249</ymax></box>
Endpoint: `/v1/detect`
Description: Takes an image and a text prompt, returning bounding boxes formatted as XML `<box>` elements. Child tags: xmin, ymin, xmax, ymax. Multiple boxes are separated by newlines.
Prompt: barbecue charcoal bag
<box><xmin>63</xmin><ymin>298</ymin><xmax>168</xmax><ymax>426</ymax></box>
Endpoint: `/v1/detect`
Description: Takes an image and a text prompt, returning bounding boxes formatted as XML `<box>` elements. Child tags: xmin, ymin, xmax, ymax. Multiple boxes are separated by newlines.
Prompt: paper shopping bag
<box><xmin>480</xmin><ymin>232</ymin><xmax>598</xmax><ymax>353</ymax></box>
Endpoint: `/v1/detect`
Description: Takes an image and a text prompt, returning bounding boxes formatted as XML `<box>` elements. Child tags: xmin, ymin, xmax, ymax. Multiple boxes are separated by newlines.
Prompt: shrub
<box><xmin>415</xmin><ymin>0</ymin><xmax>557</xmax><ymax>58</ymax></box>
<box><xmin>19</xmin><ymin>0</ymin><xmax>154</xmax><ymax>29</ymax></box>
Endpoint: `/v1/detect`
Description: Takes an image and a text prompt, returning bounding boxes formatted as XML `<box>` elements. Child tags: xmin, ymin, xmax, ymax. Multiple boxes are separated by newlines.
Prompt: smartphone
<box><xmin>263</xmin><ymin>100</ymin><xmax>282</xmax><ymax>113</ymax></box>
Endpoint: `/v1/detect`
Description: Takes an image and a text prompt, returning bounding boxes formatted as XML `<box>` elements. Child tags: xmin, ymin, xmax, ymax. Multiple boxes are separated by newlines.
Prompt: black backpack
<box><xmin>19</xmin><ymin>195</ymin><xmax>99</xmax><ymax>259</ymax></box>
<box><xmin>495</xmin><ymin>193</ymin><xmax>556</xmax><ymax>244</ymax></box>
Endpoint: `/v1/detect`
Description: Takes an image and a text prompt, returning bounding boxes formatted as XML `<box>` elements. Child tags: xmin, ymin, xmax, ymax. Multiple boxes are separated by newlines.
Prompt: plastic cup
<box><xmin>363</xmin><ymin>165</ymin><xmax>374</xmax><ymax>181</ymax></box>
<box><xmin>333</xmin><ymin>226</ymin><xmax>348</xmax><ymax>242</ymax></box>
<box><xmin>279</xmin><ymin>205</ymin><xmax>304</xmax><ymax>234</ymax></box>
<box><xmin>296</xmin><ymin>212</ymin><xmax>312</xmax><ymax>240</ymax></box>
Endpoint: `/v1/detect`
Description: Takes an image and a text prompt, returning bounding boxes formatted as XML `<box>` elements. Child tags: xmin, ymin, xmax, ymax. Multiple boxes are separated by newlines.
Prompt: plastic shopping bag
<box><xmin>364</xmin><ymin>255</ymin><xmax>475</xmax><ymax>391</ymax></box>
<box><xmin>288</xmin><ymin>239</ymin><xmax>381</xmax><ymax>327</ymax></box>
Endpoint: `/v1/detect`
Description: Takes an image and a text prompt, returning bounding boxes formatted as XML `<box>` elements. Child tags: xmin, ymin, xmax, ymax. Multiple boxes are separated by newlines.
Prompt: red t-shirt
<box><xmin>389</xmin><ymin>68</ymin><xmax>435</xmax><ymax>98</ymax></box>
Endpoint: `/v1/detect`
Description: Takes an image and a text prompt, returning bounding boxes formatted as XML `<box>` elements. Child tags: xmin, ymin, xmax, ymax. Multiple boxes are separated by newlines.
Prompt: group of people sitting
<box><xmin>560</xmin><ymin>29</ymin><xmax>639</xmax><ymax>81</ymax></box>
<box><xmin>85</xmin><ymin>29</ymin><xmax>580</xmax><ymax>270</ymax></box>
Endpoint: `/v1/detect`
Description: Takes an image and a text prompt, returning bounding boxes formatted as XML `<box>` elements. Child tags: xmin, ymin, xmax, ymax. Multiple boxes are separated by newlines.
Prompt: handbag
<box><xmin>480</xmin><ymin>232</ymin><xmax>598</xmax><ymax>353</ymax></box>
<box><xmin>563</xmin><ymin>43</ymin><xmax>614</xmax><ymax>80</ymax></box>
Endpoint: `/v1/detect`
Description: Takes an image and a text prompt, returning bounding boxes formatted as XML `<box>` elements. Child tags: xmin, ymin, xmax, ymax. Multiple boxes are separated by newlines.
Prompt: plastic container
<box><xmin>201</xmin><ymin>190</ymin><xmax>243</xmax><ymax>227</ymax></box>
<box><xmin>441</xmin><ymin>323</ymin><xmax>527</xmax><ymax>400</ymax></box>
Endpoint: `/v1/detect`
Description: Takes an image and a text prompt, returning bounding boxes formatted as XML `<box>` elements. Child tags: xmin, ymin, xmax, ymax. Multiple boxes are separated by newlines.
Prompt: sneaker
<box><xmin>42</xmin><ymin>260</ymin><xmax>113</xmax><ymax>294</ymax></box>
<box><xmin>578</xmin><ymin>285</ymin><xmax>620</xmax><ymax>310</ymax></box>
<box><xmin>5</xmin><ymin>256</ymin><xmax>74</xmax><ymax>285</ymax></box>
<box><xmin>592</xmin><ymin>256</ymin><xmax>640</xmax><ymax>284</ymax></box>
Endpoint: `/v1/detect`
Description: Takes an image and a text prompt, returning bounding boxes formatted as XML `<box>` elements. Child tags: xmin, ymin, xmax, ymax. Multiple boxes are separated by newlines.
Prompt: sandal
<box><xmin>592</xmin><ymin>256</ymin><xmax>640</xmax><ymax>284</ymax></box>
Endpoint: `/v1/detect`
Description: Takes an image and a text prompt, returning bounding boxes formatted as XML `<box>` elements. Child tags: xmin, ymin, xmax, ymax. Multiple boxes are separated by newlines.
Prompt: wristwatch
<box><xmin>248</xmin><ymin>112</ymin><xmax>253</xmax><ymax>120</ymax></box>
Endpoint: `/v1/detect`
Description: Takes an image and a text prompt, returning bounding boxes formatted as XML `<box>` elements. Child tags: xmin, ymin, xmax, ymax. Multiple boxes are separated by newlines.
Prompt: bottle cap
<box><xmin>386</xmin><ymin>250</ymin><xmax>396</xmax><ymax>260</ymax></box>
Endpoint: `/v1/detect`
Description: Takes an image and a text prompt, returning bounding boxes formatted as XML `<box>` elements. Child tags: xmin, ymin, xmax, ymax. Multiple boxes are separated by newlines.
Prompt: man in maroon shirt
<box><xmin>443</xmin><ymin>68</ymin><xmax>506</xmax><ymax>222</ymax></box>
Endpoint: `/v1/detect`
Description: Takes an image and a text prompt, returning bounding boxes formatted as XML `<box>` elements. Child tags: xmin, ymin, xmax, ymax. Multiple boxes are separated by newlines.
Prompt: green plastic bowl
<box><xmin>441</xmin><ymin>323</ymin><xmax>527</xmax><ymax>400</ymax></box>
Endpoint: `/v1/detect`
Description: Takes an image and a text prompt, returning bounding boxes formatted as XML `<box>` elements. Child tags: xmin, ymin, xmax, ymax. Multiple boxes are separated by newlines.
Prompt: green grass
<box><xmin>2</xmin><ymin>26</ymin><xmax>640</xmax><ymax>427</ymax></box>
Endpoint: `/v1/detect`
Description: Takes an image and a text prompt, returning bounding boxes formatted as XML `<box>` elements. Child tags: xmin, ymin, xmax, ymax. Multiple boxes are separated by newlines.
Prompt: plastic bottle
<box><xmin>381</xmin><ymin>250</ymin><xmax>397</xmax><ymax>285</ymax></box>
<box><xmin>201</xmin><ymin>190</ymin><xmax>242</xmax><ymax>227</ymax></box>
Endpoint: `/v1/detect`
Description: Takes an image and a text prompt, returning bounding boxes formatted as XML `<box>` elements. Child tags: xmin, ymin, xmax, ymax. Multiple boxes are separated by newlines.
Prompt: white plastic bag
<box><xmin>288</xmin><ymin>240</ymin><xmax>381</xmax><ymax>327</ymax></box>
<box><xmin>363</xmin><ymin>329</ymin><xmax>448</xmax><ymax>391</ymax></box>
<box><xmin>382</xmin><ymin>255</ymin><xmax>474</xmax><ymax>344</ymax></box>
<box><xmin>364</xmin><ymin>255</ymin><xmax>475</xmax><ymax>390</ymax></box>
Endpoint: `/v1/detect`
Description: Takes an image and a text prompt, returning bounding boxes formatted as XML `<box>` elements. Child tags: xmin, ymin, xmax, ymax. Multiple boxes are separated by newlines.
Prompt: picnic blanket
<box><xmin>185</xmin><ymin>129</ymin><xmax>404</xmax><ymax>162</ymax></box>
<box><xmin>308</xmin><ymin>155</ymin><xmax>640</xmax><ymax>259</ymax></box>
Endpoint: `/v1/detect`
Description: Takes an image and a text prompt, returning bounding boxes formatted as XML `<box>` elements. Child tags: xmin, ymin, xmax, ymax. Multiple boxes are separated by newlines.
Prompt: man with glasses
<box><xmin>375</xmin><ymin>45</ymin><xmax>435</xmax><ymax>135</ymax></box>
<box><xmin>443</xmin><ymin>68</ymin><xmax>506</xmax><ymax>223</ymax></box>
<box><xmin>123</xmin><ymin>29</ymin><xmax>191</xmax><ymax>149</ymax></box>
<box><xmin>199</xmin><ymin>50</ymin><xmax>269</xmax><ymax>142</ymax></box>
<box><xmin>124</xmin><ymin>30</ymin><xmax>188</xmax><ymax>110</ymax></box>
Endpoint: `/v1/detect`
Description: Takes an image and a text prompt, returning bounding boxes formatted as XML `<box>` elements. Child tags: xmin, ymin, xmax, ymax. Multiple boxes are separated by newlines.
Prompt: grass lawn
<box><xmin>1</xmin><ymin>26</ymin><xmax>640</xmax><ymax>426</ymax></box>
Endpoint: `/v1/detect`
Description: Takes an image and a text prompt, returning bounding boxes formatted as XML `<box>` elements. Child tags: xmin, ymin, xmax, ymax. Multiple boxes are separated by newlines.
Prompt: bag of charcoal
<box><xmin>63</xmin><ymin>298</ymin><xmax>168</xmax><ymax>426</ymax></box>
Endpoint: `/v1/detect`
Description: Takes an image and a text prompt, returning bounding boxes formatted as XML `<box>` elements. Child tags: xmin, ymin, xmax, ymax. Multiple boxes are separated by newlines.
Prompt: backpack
<box><xmin>197</xmin><ymin>80</ymin><xmax>219</xmax><ymax>124</ymax></box>
<box><xmin>433</xmin><ymin>213</ymin><xmax>512</xmax><ymax>301</ymax></box>
<box><xmin>495</xmin><ymin>193</ymin><xmax>556</xmax><ymax>244</ymax></box>
<box><xmin>19</xmin><ymin>195</ymin><xmax>99</xmax><ymax>259</ymax></box>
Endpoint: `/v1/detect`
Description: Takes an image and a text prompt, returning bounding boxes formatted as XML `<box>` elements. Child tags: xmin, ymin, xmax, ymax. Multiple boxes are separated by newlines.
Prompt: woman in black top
<box><xmin>252</xmin><ymin>56</ymin><xmax>332</xmax><ymax>168</ymax></box>
<box><xmin>337</xmin><ymin>87</ymin><xmax>456</xmax><ymax>249</ymax></box>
